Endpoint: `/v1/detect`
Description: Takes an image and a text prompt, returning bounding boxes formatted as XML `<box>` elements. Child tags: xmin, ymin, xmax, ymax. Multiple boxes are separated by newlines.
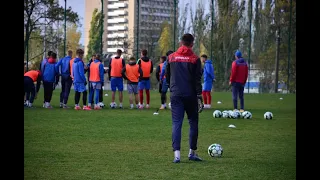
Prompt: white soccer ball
<box><xmin>168</xmin><ymin>102</ymin><xmax>171</xmax><ymax>109</ymax></box>
<box><xmin>109</xmin><ymin>102</ymin><xmax>117</xmax><ymax>109</ymax></box>
<box><xmin>222</xmin><ymin>110</ymin><xmax>229</xmax><ymax>118</ymax></box>
<box><xmin>231</xmin><ymin>111</ymin><xmax>241</xmax><ymax>119</ymax></box>
<box><xmin>213</xmin><ymin>110</ymin><xmax>222</xmax><ymax>118</ymax></box>
<box><xmin>208</xmin><ymin>143</ymin><xmax>223</xmax><ymax>158</ymax></box>
<box><xmin>242</xmin><ymin>111</ymin><xmax>252</xmax><ymax>119</ymax></box>
<box><xmin>264</xmin><ymin>112</ymin><xmax>273</xmax><ymax>120</ymax></box>
<box><xmin>99</xmin><ymin>102</ymin><xmax>105</xmax><ymax>108</ymax></box>
<box><xmin>228</xmin><ymin>110</ymin><xmax>234</xmax><ymax>118</ymax></box>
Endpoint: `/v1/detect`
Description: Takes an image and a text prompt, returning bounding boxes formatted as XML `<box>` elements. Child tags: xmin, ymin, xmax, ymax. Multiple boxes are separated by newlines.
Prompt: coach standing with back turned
<box><xmin>166</xmin><ymin>33</ymin><xmax>204</xmax><ymax>163</ymax></box>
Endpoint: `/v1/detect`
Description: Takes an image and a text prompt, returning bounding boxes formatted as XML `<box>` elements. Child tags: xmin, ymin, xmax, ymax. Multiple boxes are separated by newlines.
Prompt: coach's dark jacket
<box><xmin>165</xmin><ymin>46</ymin><xmax>202</xmax><ymax>97</ymax></box>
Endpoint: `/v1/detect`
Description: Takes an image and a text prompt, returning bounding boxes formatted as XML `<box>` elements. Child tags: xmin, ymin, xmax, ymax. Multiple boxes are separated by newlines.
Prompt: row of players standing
<box><xmin>24</xmin><ymin>48</ymin><xmax>155</xmax><ymax>109</ymax></box>
<box><xmin>24</xmin><ymin>47</ymin><xmax>236</xmax><ymax>110</ymax></box>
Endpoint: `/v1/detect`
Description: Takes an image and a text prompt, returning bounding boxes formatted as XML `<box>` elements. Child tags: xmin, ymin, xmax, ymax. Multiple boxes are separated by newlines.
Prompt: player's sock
<box><xmin>202</xmin><ymin>91</ymin><xmax>207</xmax><ymax>104</ymax></box>
<box><xmin>136</xmin><ymin>104</ymin><xmax>139</xmax><ymax>108</ymax></box>
<box><xmin>207</xmin><ymin>92</ymin><xmax>212</xmax><ymax>105</ymax></box>
<box><xmin>146</xmin><ymin>90</ymin><xmax>150</xmax><ymax>104</ymax></box>
<box><xmin>174</xmin><ymin>150</ymin><xmax>180</xmax><ymax>159</ymax></box>
<box><xmin>189</xmin><ymin>149</ymin><xmax>195</xmax><ymax>155</ymax></box>
<box><xmin>139</xmin><ymin>90</ymin><xmax>143</xmax><ymax>104</ymax></box>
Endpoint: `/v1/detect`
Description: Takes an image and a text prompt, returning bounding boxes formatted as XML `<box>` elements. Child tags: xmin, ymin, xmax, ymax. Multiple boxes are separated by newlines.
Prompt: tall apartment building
<box><xmin>84</xmin><ymin>0</ymin><xmax>175</xmax><ymax>57</ymax></box>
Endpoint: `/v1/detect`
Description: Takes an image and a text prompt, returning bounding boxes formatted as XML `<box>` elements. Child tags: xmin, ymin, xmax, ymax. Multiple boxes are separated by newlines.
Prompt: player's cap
<box><xmin>235</xmin><ymin>50</ymin><xmax>242</xmax><ymax>58</ymax></box>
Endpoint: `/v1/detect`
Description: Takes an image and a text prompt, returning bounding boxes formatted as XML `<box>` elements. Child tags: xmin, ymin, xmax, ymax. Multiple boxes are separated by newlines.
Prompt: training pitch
<box><xmin>24</xmin><ymin>91</ymin><xmax>296</xmax><ymax>180</ymax></box>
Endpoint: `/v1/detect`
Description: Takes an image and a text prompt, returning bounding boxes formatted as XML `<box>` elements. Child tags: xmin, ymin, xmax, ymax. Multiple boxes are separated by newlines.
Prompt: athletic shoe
<box><xmin>74</xmin><ymin>106</ymin><xmax>81</xmax><ymax>110</ymax></box>
<box><xmin>188</xmin><ymin>154</ymin><xmax>202</xmax><ymax>161</ymax></box>
<box><xmin>159</xmin><ymin>105</ymin><xmax>166</xmax><ymax>110</ymax></box>
<box><xmin>146</xmin><ymin>104</ymin><xmax>150</xmax><ymax>109</ymax></box>
<box><xmin>94</xmin><ymin>105</ymin><xmax>102</xmax><ymax>110</ymax></box>
<box><xmin>83</xmin><ymin>106</ymin><xmax>91</xmax><ymax>110</ymax></box>
<box><xmin>173</xmin><ymin>157</ymin><xmax>181</xmax><ymax>163</ymax></box>
<box><xmin>239</xmin><ymin>109</ymin><xmax>244</xmax><ymax>113</ymax></box>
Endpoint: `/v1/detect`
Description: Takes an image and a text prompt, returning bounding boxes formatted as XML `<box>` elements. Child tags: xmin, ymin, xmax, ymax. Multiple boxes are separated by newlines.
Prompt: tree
<box><xmin>212</xmin><ymin>0</ymin><xmax>246</xmax><ymax>90</ymax></box>
<box><xmin>158</xmin><ymin>21</ymin><xmax>172</xmax><ymax>56</ymax></box>
<box><xmin>254</xmin><ymin>0</ymin><xmax>296</xmax><ymax>92</ymax></box>
<box><xmin>190</xmin><ymin>1</ymin><xmax>210</xmax><ymax>56</ymax></box>
<box><xmin>24</xmin><ymin>0</ymin><xmax>79</xmax><ymax>57</ymax></box>
<box><xmin>86</xmin><ymin>8</ymin><xmax>104</xmax><ymax>61</ymax></box>
<box><xmin>66</xmin><ymin>23</ymin><xmax>82</xmax><ymax>56</ymax></box>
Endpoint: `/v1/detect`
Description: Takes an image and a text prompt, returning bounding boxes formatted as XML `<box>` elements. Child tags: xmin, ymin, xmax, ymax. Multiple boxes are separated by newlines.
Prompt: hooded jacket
<box><xmin>72</xmin><ymin>58</ymin><xmax>86</xmax><ymax>83</ymax></box>
<box><xmin>42</xmin><ymin>57</ymin><xmax>59</xmax><ymax>83</ymax></box>
<box><xmin>55</xmin><ymin>55</ymin><xmax>72</xmax><ymax>77</ymax></box>
<box><xmin>166</xmin><ymin>46</ymin><xmax>202</xmax><ymax>96</ymax></box>
<box><xmin>203</xmin><ymin>60</ymin><xmax>215</xmax><ymax>82</ymax></box>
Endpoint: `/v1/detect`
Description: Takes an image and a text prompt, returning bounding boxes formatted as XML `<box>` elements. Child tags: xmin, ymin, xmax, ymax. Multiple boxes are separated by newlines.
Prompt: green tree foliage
<box><xmin>66</xmin><ymin>23</ymin><xmax>82</xmax><ymax>57</ymax></box>
<box><xmin>254</xmin><ymin>0</ymin><xmax>296</xmax><ymax>92</ymax></box>
<box><xmin>86</xmin><ymin>8</ymin><xmax>104</xmax><ymax>61</ymax></box>
<box><xmin>158</xmin><ymin>21</ymin><xmax>172</xmax><ymax>57</ymax></box>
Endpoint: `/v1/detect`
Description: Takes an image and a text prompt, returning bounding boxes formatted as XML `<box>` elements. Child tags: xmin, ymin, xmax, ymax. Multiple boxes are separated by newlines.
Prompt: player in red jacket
<box><xmin>229</xmin><ymin>50</ymin><xmax>248</xmax><ymax>112</ymax></box>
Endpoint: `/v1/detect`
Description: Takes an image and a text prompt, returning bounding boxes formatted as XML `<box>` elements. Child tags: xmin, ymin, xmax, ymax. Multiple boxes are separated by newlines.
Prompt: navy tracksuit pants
<box><xmin>60</xmin><ymin>75</ymin><xmax>73</xmax><ymax>104</ymax></box>
<box><xmin>24</xmin><ymin>76</ymin><xmax>36</xmax><ymax>103</ymax></box>
<box><xmin>232</xmin><ymin>82</ymin><xmax>245</xmax><ymax>109</ymax></box>
<box><xmin>171</xmin><ymin>95</ymin><xmax>199</xmax><ymax>151</ymax></box>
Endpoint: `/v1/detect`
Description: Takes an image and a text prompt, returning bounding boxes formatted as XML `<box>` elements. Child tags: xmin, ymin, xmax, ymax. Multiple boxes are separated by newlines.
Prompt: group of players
<box><xmin>24</xmin><ymin>33</ymin><xmax>248</xmax><ymax>162</ymax></box>
<box><xmin>24</xmin><ymin>40</ymin><xmax>246</xmax><ymax>113</ymax></box>
<box><xmin>23</xmin><ymin>48</ymin><xmax>218</xmax><ymax>110</ymax></box>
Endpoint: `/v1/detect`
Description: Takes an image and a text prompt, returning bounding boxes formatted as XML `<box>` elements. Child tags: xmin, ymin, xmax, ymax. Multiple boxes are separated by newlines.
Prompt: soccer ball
<box><xmin>99</xmin><ymin>102</ymin><xmax>105</xmax><ymax>108</ymax></box>
<box><xmin>242</xmin><ymin>111</ymin><xmax>252</xmax><ymax>119</ymax></box>
<box><xmin>222</xmin><ymin>110</ymin><xmax>229</xmax><ymax>118</ymax></box>
<box><xmin>110</xmin><ymin>102</ymin><xmax>117</xmax><ymax>109</ymax></box>
<box><xmin>208</xmin><ymin>143</ymin><xmax>223</xmax><ymax>158</ymax></box>
<box><xmin>264</xmin><ymin>112</ymin><xmax>273</xmax><ymax>120</ymax></box>
<box><xmin>231</xmin><ymin>111</ymin><xmax>241</xmax><ymax>119</ymax></box>
<box><xmin>228</xmin><ymin>110</ymin><xmax>234</xmax><ymax>118</ymax></box>
<box><xmin>213</xmin><ymin>110</ymin><xmax>222</xmax><ymax>118</ymax></box>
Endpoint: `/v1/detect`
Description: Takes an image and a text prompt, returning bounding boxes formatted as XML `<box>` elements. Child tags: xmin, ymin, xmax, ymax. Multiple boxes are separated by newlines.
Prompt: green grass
<box><xmin>24</xmin><ymin>90</ymin><xmax>296</xmax><ymax>180</ymax></box>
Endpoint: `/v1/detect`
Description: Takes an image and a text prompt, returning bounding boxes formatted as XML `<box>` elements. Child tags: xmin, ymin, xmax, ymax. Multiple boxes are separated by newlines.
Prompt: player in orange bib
<box><xmin>137</xmin><ymin>49</ymin><xmax>153</xmax><ymax>109</ymax></box>
<box><xmin>121</xmin><ymin>57</ymin><xmax>143</xmax><ymax>109</ymax></box>
<box><xmin>88</xmin><ymin>54</ymin><xmax>105</xmax><ymax>110</ymax></box>
<box><xmin>108</xmin><ymin>49</ymin><xmax>125</xmax><ymax>108</ymax></box>
<box><xmin>24</xmin><ymin>70</ymin><xmax>42</xmax><ymax>107</ymax></box>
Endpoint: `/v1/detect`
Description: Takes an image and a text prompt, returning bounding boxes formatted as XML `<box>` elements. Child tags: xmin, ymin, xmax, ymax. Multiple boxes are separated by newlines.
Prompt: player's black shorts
<box><xmin>158</xmin><ymin>83</ymin><xmax>162</xmax><ymax>93</ymax></box>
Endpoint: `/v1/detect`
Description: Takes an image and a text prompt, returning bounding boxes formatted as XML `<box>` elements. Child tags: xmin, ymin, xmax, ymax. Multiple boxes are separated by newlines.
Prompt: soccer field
<box><xmin>24</xmin><ymin>91</ymin><xmax>296</xmax><ymax>180</ymax></box>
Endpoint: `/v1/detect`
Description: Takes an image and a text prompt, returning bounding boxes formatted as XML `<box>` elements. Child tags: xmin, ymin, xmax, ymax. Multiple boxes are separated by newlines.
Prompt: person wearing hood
<box><xmin>159</xmin><ymin>50</ymin><xmax>174</xmax><ymax>110</ymax></box>
<box><xmin>88</xmin><ymin>54</ymin><xmax>105</xmax><ymax>110</ymax></box>
<box><xmin>121</xmin><ymin>57</ymin><xmax>143</xmax><ymax>109</ymax></box>
<box><xmin>72</xmin><ymin>49</ymin><xmax>91</xmax><ymax>110</ymax></box>
<box><xmin>165</xmin><ymin>34</ymin><xmax>204</xmax><ymax>163</ymax></box>
<box><xmin>108</xmin><ymin>49</ymin><xmax>125</xmax><ymax>108</ymax></box>
<box><xmin>201</xmin><ymin>54</ymin><xmax>215</xmax><ymax>109</ymax></box>
<box><xmin>55</xmin><ymin>50</ymin><xmax>73</xmax><ymax>108</ymax></box>
<box><xmin>42</xmin><ymin>52</ymin><xmax>59</xmax><ymax>108</ymax></box>
<box><xmin>39</xmin><ymin>50</ymin><xmax>53</xmax><ymax>107</ymax></box>
<box><xmin>229</xmin><ymin>50</ymin><xmax>248</xmax><ymax>112</ymax></box>
<box><xmin>137</xmin><ymin>49</ymin><xmax>153</xmax><ymax>109</ymax></box>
